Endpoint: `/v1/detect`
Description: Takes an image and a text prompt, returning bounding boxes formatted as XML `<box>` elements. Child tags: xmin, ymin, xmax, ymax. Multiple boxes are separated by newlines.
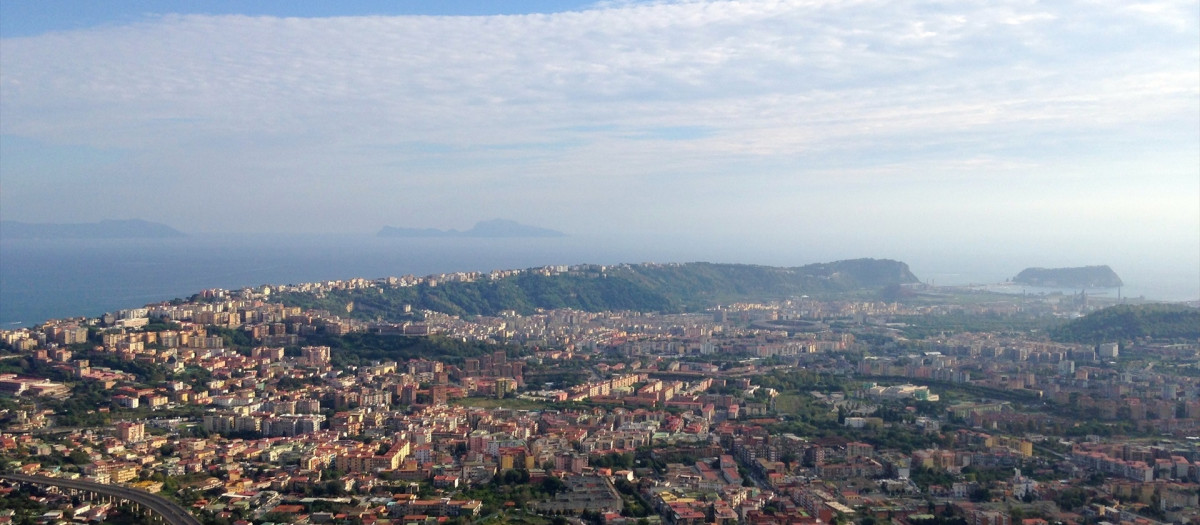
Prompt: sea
<box><xmin>2</xmin><ymin>234</ymin><xmax>1197</xmax><ymax>328</ymax></box>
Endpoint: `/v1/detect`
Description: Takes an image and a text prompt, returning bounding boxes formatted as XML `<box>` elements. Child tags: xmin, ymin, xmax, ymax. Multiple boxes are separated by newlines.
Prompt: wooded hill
<box><xmin>1051</xmin><ymin>303</ymin><xmax>1200</xmax><ymax>344</ymax></box>
<box><xmin>275</xmin><ymin>259</ymin><xmax>919</xmax><ymax>319</ymax></box>
<box><xmin>1012</xmin><ymin>265</ymin><xmax>1123</xmax><ymax>288</ymax></box>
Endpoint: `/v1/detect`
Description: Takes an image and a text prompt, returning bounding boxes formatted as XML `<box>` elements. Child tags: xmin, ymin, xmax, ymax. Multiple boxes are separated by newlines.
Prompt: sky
<box><xmin>1</xmin><ymin>0</ymin><xmax>1198</xmax><ymax>264</ymax></box>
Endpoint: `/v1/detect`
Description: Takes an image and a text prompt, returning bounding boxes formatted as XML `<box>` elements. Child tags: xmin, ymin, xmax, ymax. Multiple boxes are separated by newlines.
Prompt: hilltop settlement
<box><xmin>1</xmin><ymin>260</ymin><xmax>1199</xmax><ymax>525</ymax></box>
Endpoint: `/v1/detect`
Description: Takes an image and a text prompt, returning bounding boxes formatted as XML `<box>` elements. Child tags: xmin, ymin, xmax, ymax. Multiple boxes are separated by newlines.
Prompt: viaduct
<box><xmin>0</xmin><ymin>472</ymin><xmax>204</xmax><ymax>525</ymax></box>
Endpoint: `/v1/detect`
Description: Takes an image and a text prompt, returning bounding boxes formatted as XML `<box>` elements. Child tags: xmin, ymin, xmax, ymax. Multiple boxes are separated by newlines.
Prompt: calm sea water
<box><xmin>2</xmin><ymin>234</ymin><xmax>1196</xmax><ymax>327</ymax></box>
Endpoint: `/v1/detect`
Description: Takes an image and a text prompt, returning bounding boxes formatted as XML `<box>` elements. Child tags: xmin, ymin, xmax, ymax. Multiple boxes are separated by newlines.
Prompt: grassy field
<box><xmin>476</xmin><ymin>510</ymin><xmax>551</xmax><ymax>525</ymax></box>
<box><xmin>773</xmin><ymin>393</ymin><xmax>808</xmax><ymax>415</ymax></box>
<box><xmin>772</xmin><ymin>392</ymin><xmax>841</xmax><ymax>427</ymax></box>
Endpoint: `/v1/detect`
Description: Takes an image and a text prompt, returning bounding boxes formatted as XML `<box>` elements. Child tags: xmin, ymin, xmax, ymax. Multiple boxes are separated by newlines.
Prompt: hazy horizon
<box><xmin>2</xmin><ymin>1</ymin><xmax>1197</xmax><ymax>273</ymax></box>
<box><xmin>3</xmin><ymin>228</ymin><xmax>1196</xmax><ymax>291</ymax></box>
<box><xmin>3</xmin><ymin>232</ymin><xmax>1197</xmax><ymax>327</ymax></box>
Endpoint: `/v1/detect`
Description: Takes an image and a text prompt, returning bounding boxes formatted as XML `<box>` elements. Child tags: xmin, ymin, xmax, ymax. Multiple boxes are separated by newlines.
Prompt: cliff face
<box><xmin>795</xmin><ymin>258</ymin><xmax>920</xmax><ymax>289</ymax></box>
<box><xmin>1012</xmin><ymin>265</ymin><xmax>1123</xmax><ymax>288</ymax></box>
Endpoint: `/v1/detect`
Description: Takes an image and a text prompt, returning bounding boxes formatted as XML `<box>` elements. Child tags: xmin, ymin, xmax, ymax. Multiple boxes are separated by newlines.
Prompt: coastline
<box><xmin>3</xmin><ymin>234</ymin><xmax>1198</xmax><ymax>327</ymax></box>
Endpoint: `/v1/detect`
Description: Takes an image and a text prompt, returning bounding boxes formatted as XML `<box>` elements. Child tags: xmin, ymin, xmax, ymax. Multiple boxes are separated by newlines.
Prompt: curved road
<box><xmin>0</xmin><ymin>473</ymin><xmax>203</xmax><ymax>525</ymax></box>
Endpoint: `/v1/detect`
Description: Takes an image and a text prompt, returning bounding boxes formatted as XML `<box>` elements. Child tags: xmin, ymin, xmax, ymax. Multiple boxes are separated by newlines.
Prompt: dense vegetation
<box><xmin>1051</xmin><ymin>304</ymin><xmax>1200</xmax><ymax>344</ymax></box>
<box><xmin>892</xmin><ymin>311</ymin><xmax>1063</xmax><ymax>339</ymax></box>
<box><xmin>304</xmin><ymin>333</ymin><xmax>519</xmax><ymax>367</ymax></box>
<box><xmin>1012</xmin><ymin>265</ymin><xmax>1123</xmax><ymax>288</ymax></box>
<box><xmin>276</xmin><ymin>259</ymin><xmax>919</xmax><ymax>319</ymax></box>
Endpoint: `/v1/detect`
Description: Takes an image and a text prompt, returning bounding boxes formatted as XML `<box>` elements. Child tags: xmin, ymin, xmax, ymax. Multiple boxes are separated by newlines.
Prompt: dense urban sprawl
<box><xmin>1</xmin><ymin>266</ymin><xmax>1199</xmax><ymax>525</ymax></box>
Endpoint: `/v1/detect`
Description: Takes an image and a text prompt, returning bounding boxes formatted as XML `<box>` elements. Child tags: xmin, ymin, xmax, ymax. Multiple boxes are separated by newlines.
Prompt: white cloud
<box><xmin>0</xmin><ymin>0</ymin><xmax>1196</xmax><ymax>237</ymax></box>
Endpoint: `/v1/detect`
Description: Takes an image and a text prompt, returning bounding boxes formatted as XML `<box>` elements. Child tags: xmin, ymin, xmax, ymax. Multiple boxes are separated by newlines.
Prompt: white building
<box><xmin>1099</xmin><ymin>342</ymin><xmax>1119</xmax><ymax>359</ymax></box>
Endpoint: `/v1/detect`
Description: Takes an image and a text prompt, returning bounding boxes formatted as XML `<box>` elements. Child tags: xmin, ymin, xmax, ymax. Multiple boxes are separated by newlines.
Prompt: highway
<box><xmin>0</xmin><ymin>473</ymin><xmax>203</xmax><ymax>525</ymax></box>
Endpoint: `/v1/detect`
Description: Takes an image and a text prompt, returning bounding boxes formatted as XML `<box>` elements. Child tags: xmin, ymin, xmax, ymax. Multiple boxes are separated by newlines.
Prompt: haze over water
<box><xmin>1</xmin><ymin>1</ymin><xmax>1196</xmax><ymax>325</ymax></box>
<box><xmin>2</xmin><ymin>234</ymin><xmax>1195</xmax><ymax>327</ymax></box>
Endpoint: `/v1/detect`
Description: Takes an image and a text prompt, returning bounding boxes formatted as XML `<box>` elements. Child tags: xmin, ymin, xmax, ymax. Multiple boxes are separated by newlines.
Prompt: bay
<box><xmin>2</xmin><ymin>234</ymin><xmax>1196</xmax><ymax>327</ymax></box>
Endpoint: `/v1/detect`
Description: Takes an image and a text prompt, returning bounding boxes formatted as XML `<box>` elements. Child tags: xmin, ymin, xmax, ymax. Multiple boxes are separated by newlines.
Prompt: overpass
<box><xmin>0</xmin><ymin>473</ymin><xmax>203</xmax><ymax>525</ymax></box>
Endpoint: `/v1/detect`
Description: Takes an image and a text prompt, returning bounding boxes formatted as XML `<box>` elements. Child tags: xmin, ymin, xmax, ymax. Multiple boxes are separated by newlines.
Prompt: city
<box><xmin>1</xmin><ymin>264</ymin><xmax>1198</xmax><ymax>525</ymax></box>
<box><xmin>2</xmin><ymin>2</ymin><xmax>1197</xmax><ymax>525</ymax></box>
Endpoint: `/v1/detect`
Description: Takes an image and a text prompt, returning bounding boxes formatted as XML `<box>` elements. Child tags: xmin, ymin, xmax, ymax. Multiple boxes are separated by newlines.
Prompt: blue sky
<box><xmin>0</xmin><ymin>1</ymin><xmax>603</xmax><ymax>37</ymax></box>
<box><xmin>1</xmin><ymin>0</ymin><xmax>1197</xmax><ymax>281</ymax></box>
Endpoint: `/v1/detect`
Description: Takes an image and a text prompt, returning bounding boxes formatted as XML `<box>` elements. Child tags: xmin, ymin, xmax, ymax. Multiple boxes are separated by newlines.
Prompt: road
<box><xmin>0</xmin><ymin>473</ymin><xmax>203</xmax><ymax>525</ymax></box>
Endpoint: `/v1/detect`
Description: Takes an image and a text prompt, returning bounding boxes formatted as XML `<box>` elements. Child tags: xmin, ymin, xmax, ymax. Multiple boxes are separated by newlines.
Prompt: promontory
<box><xmin>1012</xmin><ymin>265</ymin><xmax>1123</xmax><ymax>288</ymax></box>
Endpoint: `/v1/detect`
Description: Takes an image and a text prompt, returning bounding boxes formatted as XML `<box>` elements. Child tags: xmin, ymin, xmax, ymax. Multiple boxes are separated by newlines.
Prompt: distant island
<box><xmin>0</xmin><ymin>219</ymin><xmax>186</xmax><ymax>240</ymax></box>
<box><xmin>378</xmin><ymin>218</ymin><xmax>566</xmax><ymax>238</ymax></box>
<box><xmin>1012</xmin><ymin>265</ymin><xmax>1123</xmax><ymax>288</ymax></box>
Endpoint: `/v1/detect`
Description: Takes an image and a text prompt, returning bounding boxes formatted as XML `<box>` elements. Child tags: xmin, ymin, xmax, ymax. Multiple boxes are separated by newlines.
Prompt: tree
<box><xmin>68</xmin><ymin>449</ymin><xmax>91</xmax><ymax>465</ymax></box>
<box><xmin>541</xmin><ymin>476</ymin><xmax>566</xmax><ymax>496</ymax></box>
<box><xmin>1055</xmin><ymin>488</ymin><xmax>1087</xmax><ymax>510</ymax></box>
<box><xmin>780</xmin><ymin>452</ymin><xmax>797</xmax><ymax>471</ymax></box>
<box><xmin>501</xmin><ymin>469</ymin><xmax>530</xmax><ymax>485</ymax></box>
<box><xmin>969</xmin><ymin>487</ymin><xmax>990</xmax><ymax>502</ymax></box>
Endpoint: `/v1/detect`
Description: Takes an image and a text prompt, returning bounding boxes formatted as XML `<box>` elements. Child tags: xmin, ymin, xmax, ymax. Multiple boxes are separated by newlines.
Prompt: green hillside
<box><xmin>275</xmin><ymin>258</ymin><xmax>919</xmax><ymax>319</ymax></box>
<box><xmin>1013</xmin><ymin>265</ymin><xmax>1123</xmax><ymax>288</ymax></box>
<box><xmin>1051</xmin><ymin>304</ymin><xmax>1200</xmax><ymax>344</ymax></box>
